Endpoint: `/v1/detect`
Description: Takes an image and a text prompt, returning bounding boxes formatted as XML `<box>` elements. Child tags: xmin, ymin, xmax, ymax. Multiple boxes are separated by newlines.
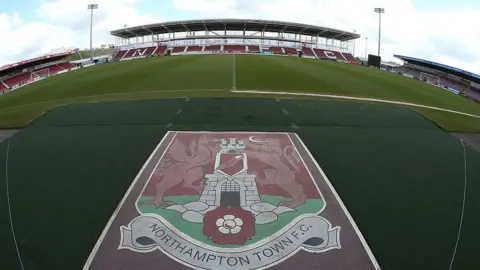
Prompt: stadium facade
<box><xmin>111</xmin><ymin>19</ymin><xmax>360</xmax><ymax>55</ymax></box>
<box><xmin>2</xmin><ymin>18</ymin><xmax>480</xmax><ymax>102</ymax></box>
<box><xmin>394</xmin><ymin>55</ymin><xmax>480</xmax><ymax>100</ymax></box>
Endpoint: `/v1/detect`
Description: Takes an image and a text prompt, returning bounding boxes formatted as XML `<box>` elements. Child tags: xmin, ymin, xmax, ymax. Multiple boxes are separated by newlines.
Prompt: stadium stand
<box><xmin>204</xmin><ymin>45</ymin><xmax>221</xmax><ymax>52</ymax></box>
<box><xmin>186</xmin><ymin>46</ymin><xmax>203</xmax><ymax>52</ymax></box>
<box><xmin>408</xmin><ymin>69</ymin><xmax>421</xmax><ymax>78</ymax></box>
<box><xmin>0</xmin><ymin>81</ymin><xmax>7</xmax><ymax>91</ymax></box>
<box><xmin>441</xmin><ymin>77</ymin><xmax>465</xmax><ymax>90</ymax></box>
<box><xmin>342</xmin><ymin>52</ymin><xmax>355</xmax><ymax>62</ymax></box>
<box><xmin>122</xmin><ymin>49</ymin><xmax>137</xmax><ymax>59</ymax></box>
<box><xmin>57</xmin><ymin>62</ymin><xmax>76</xmax><ymax>70</ymax></box>
<box><xmin>224</xmin><ymin>45</ymin><xmax>246</xmax><ymax>53</ymax></box>
<box><xmin>301</xmin><ymin>47</ymin><xmax>315</xmax><ymax>57</ymax></box>
<box><xmin>466</xmin><ymin>89</ymin><xmax>480</xmax><ymax>100</ymax></box>
<box><xmin>264</xmin><ymin>47</ymin><xmax>284</xmax><ymax>54</ymax></box>
<box><xmin>247</xmin><ymin>45</ymin><xmax>260</xmax><ymax>52</ymax></box>
<box><xmin>153</xmin><ymin>46</ymin><xmax>167</xmax><ymax>55</ymax></box>
<box><xmin>171</xmin><ymin>46</ymin><xmax>186</xmax><ymax>53</ymax></box>
<box><xmin>284</xmin><ymin>47</ymin><xmax>298</xmax><ymax>55</ymax></box>
<box><xmin>133</xmin><ymin>46</ymin><xmax>156</xmax><ymax>57</ymax></box>
<box><xmin>3</xmin><ymin>63</ymin><xmax>72</xmax><ymax>88</ymax></box>
<box><xmin>112</xmin><ymin>46</ymin><xmax>167</xmax><ymax>59</ymax></box>
<box><xmin>113</xmin><ymin>50</ymin><xmax>128</xmax><ymax>60</ymax></box>
<box><xmin>0</xmin><ymin>50</ymin><xmax>78</xmax><ymax>90</ymax></box>
<box><xmin>394</xmin><ymin>54</ymin><xmax>480</xmax><ymax>100</ymax></box>
<box><xmin>314</xmin><ymin>49</ymin><xmax>347</xmax><ymax>61</ymax></box>
<box><xmin>66</xmin><ymin>47</ymin><xmax>117</xmax><ymax>62</ymax></box>
<box><xmin>45</xmin><ymin>65</ymin><xmax>64</xmax><ymax>74</ymax></box>
<box><xmin>333</xmin><ymin>51</ymin><xmax>347</xmax><ymax>61</ymax></box>
<box><xmin>4</xmin><ymin>72</ymin><xmax>31</xmax><ymax>87</ymax></box>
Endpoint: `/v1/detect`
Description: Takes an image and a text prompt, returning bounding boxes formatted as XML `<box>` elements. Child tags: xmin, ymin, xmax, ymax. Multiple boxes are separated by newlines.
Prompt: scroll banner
<box><xmin>120</xmin><ymin>216</ymin><xmax>340</xmax><ymax>269</ymax></box>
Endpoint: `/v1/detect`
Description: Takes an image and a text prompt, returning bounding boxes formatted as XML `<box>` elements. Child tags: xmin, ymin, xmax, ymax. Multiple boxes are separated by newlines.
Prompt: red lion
<box><xmin>141</xmin><ymin>135</ymin><xmax>219</xmax><ymax>207</ymax></box>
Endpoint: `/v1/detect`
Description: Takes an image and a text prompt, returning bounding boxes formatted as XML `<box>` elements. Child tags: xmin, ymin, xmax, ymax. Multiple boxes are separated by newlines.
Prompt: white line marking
<box><xmin>293</xmin><ymin>133</ymin><xmax>381</xmax><ymax>269</ymax></box>
<box><xmin>448</xmin><ymin>139</ymin><xmax>468</xmax><ymax>270</ymax></box>
<box><xmin>232</xmin><ymin>52</ymin><xmax>237</xmax><ymax>90</ymax></box>
<box><xmin>4</xmin><ymin>138</ymin><xmax>25</xmax><ymax>270</ymax></box>
<box><xmin>0</xmin><ymin>89</ymin><xmax>228</xmax><ymax>113</ymax></box>
<box><xmin>232</xmin><ymin>90</ymin><xmax>480</xmax><ymax>119</ymax></box>
<box><xmin>82</xmin><ymin>131</ymin><xmax>175</xmax><ymax>270</ymax></box>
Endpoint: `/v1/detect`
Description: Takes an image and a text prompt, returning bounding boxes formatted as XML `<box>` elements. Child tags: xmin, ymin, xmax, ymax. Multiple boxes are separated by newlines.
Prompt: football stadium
<box><xmin>1</xmin><ymin>18</ymin><xmax>480</xmax><ymax>270</ymax></box>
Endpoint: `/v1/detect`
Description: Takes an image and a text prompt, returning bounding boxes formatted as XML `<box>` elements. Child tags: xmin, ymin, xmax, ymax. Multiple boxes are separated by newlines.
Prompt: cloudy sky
<box><xmin>1</xmin><ymin>0</ymin><xmax>480</xmax><ymax>73</ymax></box>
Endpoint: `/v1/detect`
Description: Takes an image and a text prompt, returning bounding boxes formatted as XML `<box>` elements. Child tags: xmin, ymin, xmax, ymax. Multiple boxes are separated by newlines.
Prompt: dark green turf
<box><xmin>2</xmin><ymin>98</ymin><xmax>480</xmax><ymax>270</ymax></box>
<box><xmin>5</xmin><ymin>126</ymin><xmax>167</xmax><ymax>269</ymax></box>
<box><xmin>0</xmin><ymin>140</ymin><xmax>22</xmax><ymax>270</ymax></box>
<box><xmin>2</xmin><ymin>55</ymin><xmax>480</xmax><ymax>131</ymax></box>
<box><xmin>29</xmin><ymin>98</ymin><xmax>439</xmax><ymax>130</ymax></box>
<box><xmin>451</xmin><ymin>147</ymin><xmax>480</xmax><ymax>269</ymax></box>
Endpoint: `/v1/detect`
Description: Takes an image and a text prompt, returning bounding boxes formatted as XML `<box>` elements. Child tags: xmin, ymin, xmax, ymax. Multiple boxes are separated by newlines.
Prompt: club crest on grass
<box><xmin>119</xmin><ymin>132</ymin><xmax>340</xmax><ymax>269</ymax></box>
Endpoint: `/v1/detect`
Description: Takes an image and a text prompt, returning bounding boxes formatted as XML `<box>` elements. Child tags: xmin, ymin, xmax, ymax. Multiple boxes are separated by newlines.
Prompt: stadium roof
<box><xmin>111</xmin><ymin>19</ymin><xmax>360</xmax><ymax>42</ymax></box>
<box><xmin>395</xmin><ymin>54</ymin><xmax>480</xmax><ymax>83</ymax></box>
<box><xmin>0</xmin><ymin>52</ymin><xmax>73</xmax><ymax>72</ymax></box>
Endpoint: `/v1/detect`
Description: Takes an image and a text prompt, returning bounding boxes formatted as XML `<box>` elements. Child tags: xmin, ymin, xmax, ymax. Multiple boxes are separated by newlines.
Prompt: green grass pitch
<box><xmin>2</xmin><ymin>54</ymin><xmax>480</xmax><ymax>270</ymax></box>
<box><xmin>1</xmin><ymin>54</ymin><xmax>480</xmax><ymax>131</ymax></box>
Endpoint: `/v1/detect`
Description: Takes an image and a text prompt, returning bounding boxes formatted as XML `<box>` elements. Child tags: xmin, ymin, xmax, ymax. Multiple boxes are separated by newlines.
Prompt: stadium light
<box><xmin>374</xmin><ymin>8</ymin><xmax>385</xmax><ymax>57</ymax></box>
<box><xmin>353</xmin><ymin>29</ymin><xmax>356</xmax><ymax>57</ymax></box>
<box><xmin>87</xmin><ymin>4</ymin><xmax>99</xmax><ymax>62</ymax></box>
<box><xmin>365</xmin><ymin>37</ymin><xmax>368</xmax><ymax>59</ymax></box>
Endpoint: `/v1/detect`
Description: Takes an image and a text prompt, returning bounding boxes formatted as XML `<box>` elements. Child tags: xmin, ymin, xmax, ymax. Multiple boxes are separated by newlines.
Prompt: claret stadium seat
<box><xmin>113</xmin><ymin>50</ymin><xmax>128</xmax><ymax>60</ymax></box>
<box><xmin>283</xmin><ymin>47</ymin><xmax>298</xmax><ymax>55</ymax></box>
<box><xmin>224</xmin><ymin>45</ymin><xmax>246</xmax><ymax>53</ymax></box>
<box><xmin>265</xmin><ymin>47</ymin><xmax>284</xmax><ymax>54</ymax></box>
<box><xmin>4</xmin><ymin>73</ymin><xmax>31</xmax><ymax>87</ymax></box>
<box><xmin>186</xmin><ymin>46</ymin><xmax>202</xmax><ymax>52</ymax></box>
<box><xmin>153</xmin><ymin>46</ymin><xmax>167</xmax><ymax>55</ymax></box>
<box><xmin>301</xmin><ymin>47</ymin><xmax>315</xmax><ymax>57</ymax></box>
<box><xmin>204</xmin><ymin>45</ymin><xmax>221</xmax><ymax>52</ymax></box>
<box><xmin>172</xmin><ymin>46</ymin><xmax>186</xmax><ymax>53</ymax></box>
<box><xmin>57</xmin><ymin>62</ymin><xmax>75</xmax><ymax>69</ymax></box>
<box><xmin>342</xmin><ymin>52</ymin><xmax>355</xmax><ymax>62</ymax></box>
<box><xmin>247</xmin><ymin>45</ymin><xmax>260</xmax><ymax>52</ymax></box>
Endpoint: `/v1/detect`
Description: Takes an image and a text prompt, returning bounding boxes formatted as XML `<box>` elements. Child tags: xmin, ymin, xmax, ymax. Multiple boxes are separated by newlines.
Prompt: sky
<box><xmin>1</xmin><ymin>0</ymin><xmax>480</xmax><ymax>73</ymax></box>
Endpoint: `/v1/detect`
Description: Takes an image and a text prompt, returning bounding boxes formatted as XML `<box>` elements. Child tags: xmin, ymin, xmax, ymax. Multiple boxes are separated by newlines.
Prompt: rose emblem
<box><xmin>203</xmin><ymin>206</ymin><xmax>255</xmax><ymax>245</ymax></box>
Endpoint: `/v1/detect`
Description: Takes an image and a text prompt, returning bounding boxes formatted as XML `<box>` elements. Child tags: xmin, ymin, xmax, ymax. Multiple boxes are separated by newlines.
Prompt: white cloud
<box><xmin>0</xmin><ymin>0</ymin><xmax>162</xmax><ymax>66</ymax></box>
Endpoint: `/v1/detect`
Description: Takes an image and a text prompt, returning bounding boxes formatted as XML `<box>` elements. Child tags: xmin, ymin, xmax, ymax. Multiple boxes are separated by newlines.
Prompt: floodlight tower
<box><xmin>374</xmin><ymin>8</ymin><xmax>385</xmax><ymax>57</ymax></box>
<box><xmin>365</xmin><ymin>37</ymin><xmax>368</xmax><ymax>58</ymax></box>
<box><xmin>87</xmin><ymin>4</ymin><xmax>98</xmax><ymax>62</ymax></box>
<box><xmin>353</xmin><ymin>29</ymin><xmax>356</xmax><ymax>57</ymax></box>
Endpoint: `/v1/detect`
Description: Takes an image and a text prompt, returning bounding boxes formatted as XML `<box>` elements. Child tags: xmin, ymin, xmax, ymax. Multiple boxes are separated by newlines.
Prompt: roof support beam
<box><xmin>110</xmin><ymin>20</ymin><xmax>361</xmax><ymax>42</ymax></box>
<box><xmin>202</xmin><ymin>19</ymin><xmax>209</xmax><ymax>36</ymax></box>
<box><xmin>333</xmin><ymin>32</ymin><xmax>345</xmax><ymax>39</ymax></box>
<box><xmin>262</xmin><ymin>23</ymin><xmax>268</xmax><ymax>36</ymax></box>
<box><xmin>299</xmin><ymin>25</ymin><xmax>311</xmax><ymax>34</ymax></box>
<box><xmin>181</xmin><ymin>21</ymin><xmax>190</xmax><ymax>32</ymax></box>
<box><xmin>160</xmin><ymin>23</ymin><xmax>171</xmax><ymax>33</ymax></box>
<box><xmin>143</xmin><ymin>26</ymin><xmax>154</xmax><ymax>34</ymax></box>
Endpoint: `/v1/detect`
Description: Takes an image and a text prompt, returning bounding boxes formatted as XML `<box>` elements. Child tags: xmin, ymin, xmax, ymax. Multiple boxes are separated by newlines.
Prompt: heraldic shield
<box><xmin>83</xmin><ymin>132</ymin><xmax>380</xmax><ymax>270</ymax></box>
